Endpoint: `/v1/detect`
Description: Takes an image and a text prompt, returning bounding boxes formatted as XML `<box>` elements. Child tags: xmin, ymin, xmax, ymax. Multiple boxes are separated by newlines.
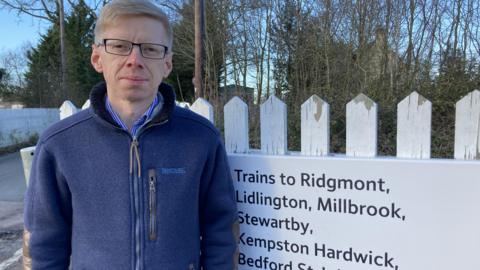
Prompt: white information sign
<box><xmin>228</xmin><ymin>153</ymin><xmax>480</xmax><ymax>270</ymax></box>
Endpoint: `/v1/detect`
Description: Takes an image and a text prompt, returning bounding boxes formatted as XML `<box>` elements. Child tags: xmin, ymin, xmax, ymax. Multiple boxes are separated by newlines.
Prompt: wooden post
<box><xmin>301</xmin><ymin>95</ymin><xmax>330</xmax><ymax>156</ymax></box>
<box><xmin>224</xmin><ymin>97</ymin><xmax>249</xmax><ymax>153</ymax></box>
<box><xmin>82</xmin><ymin>99</ymin><xmax>91</xmax><ymax>110</ymax></box>
<box><xmin>397</xmin><ymin>92</ymin><xmax>432</xmax><ymax>159</ymax></box>
<box><xmin>20</xmin><ymin>146</ymin><xmax>36</xmax><ymax>185</ymax></box>
<box><xmin>454</xmin><ymin>90</ymin><xmax>480</xmax><ymax>160</ymax></box>
<box><xmin>59</xmin><ymin>100</ymin><xmax>78</xmax><ymax>120</ymax></box>
<box><xmin>260</xmin><ymin>95</ymin><xmax>287</xmax><ymax>155</ymax></box>
<box><xmin>346</xmin><ymin>94</ymin><xmax>378</xmax><ymax>157</ymax></box>
<box><xmin>191</xmin><ymin>98</ymin><xmax>214</xmax><ymax>123</ymax></box>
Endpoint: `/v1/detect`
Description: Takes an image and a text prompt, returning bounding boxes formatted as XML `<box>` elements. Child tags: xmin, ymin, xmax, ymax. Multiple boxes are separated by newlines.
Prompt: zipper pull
<box><xmin>148</xmin><ymin>169</ymin><xmax>156</xmax><ymax>192</ymax></box>
<box><xmin>130</xmin><ymin>138</ymin><xmax>141</xmax><ymax>178</ymax></box>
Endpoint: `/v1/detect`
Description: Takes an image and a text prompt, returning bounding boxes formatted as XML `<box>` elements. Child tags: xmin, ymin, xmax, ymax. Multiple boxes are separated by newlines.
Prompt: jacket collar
<box><xmin>89</xmin><ymin>81</ymin><xmax>176</xmax><ymax>127</ymax></box>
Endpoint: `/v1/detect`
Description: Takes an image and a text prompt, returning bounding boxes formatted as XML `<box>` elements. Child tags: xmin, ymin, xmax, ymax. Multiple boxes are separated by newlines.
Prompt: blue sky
<box><xmin>0</xmin><ymin>9</ymin><xmax>49</xmax><ymax>53</ymax></box>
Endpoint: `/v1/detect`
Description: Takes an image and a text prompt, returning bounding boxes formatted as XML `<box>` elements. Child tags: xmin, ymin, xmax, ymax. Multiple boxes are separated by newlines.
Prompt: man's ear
<box><xmin>163</xmin><ymin>53</ymin><xmax>173</xmax><ymax>79</ymax></box>
<box><xmin>91</xmin><ymin>45</ymin><xmax>103</xmax><ymax>73</ymax></box>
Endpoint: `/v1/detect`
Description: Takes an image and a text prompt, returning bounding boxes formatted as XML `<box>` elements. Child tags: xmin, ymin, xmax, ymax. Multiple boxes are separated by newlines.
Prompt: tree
<box><xmin>166</xmin><ymin>0</ymin><xmax>196</xmax><ymax>102</ymax></box>
<box><xmin>23</xmin><ymin>1</ymin><xmax>101</xmax><ymax>107</ymax></box>
<box><xmin>64</xmin><ymin>1</ymin><xmax>101</xmax><ymax>105</ymax></box>
<box><xmin>0</xmin><ymin>45</ymin><xmax>29</xmax><ymax>99</ymax></box>
<box><xmin>0</xmin><ymin>0</ymin><xmax>98</xmax><ymax>99</ymax></box>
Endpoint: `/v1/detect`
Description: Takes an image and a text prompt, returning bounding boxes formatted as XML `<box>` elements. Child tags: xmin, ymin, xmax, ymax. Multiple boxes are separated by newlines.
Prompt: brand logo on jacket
<box><xmin>161</xmin><ymin>167</ymin><xmax>186</xmax><ymax>174</ymax></box>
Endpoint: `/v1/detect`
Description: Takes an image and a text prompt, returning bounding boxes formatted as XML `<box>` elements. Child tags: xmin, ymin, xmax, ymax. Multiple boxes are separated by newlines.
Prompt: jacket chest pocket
<box><xmin>148</xmin><ymin>169</ymin><xmax>157</xmax><ymax>241</ymax></box>
<box><xmin>152</xmin><ymin>166</ymin><xmax>195</xmax><ymax>201</ymax></box>
<box><xmin>146</xmin><ymin>167</ymin><xmax>197</xmax><ymax>243</ymax></box>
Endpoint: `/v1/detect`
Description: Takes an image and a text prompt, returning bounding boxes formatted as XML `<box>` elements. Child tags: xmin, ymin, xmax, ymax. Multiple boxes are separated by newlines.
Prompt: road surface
<box><xmin>0</xmin><ymin>152</ymin><xmax>26</xmax><ymax>269</ymax></box>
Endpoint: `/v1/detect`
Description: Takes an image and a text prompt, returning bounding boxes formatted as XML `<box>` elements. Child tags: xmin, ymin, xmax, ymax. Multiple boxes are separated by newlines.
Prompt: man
<box><xmin>23</xmin><ymin>0</ymin><xmax>238</xmax><ymax>269</ymax></box>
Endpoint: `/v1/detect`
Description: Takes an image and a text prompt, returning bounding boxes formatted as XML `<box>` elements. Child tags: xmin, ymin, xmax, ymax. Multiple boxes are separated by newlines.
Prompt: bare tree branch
<box><xmin>0</xmin><ymin>0</ymin><xmax>53</xmax><ymax>21</ymax></box>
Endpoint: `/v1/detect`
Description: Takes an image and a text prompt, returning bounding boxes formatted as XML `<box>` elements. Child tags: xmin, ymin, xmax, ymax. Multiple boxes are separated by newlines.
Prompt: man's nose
<box><xmin>126</xmin><ymin>45</ymin><xmax>144</xmax><ymax>67</ymax></box>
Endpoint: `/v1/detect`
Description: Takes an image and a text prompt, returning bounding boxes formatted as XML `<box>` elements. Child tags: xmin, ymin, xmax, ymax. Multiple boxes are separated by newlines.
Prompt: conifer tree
<box><xmin>23</xmin><ymin>1</ymin><xmax>101</xmax><ymax>107</ymax></box>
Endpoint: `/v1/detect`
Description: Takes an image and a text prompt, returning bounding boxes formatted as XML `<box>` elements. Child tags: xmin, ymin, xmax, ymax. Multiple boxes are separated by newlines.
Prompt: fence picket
<box><xmin>224</xmin><ymin>97</ymin><xmax>249</xmax><ymax>153</ymax></box>
<box><xmin>454</xmin><ymin>90</ymin><xmax>480</xmax><ymax>160</ymax></box>
<box><xmin>261</xmin><ymin>95</ymin><xmax>287</xmax><ymax>155</ymax></box>
<box><xmin>176</xmin><ymin>101</ymin><xmax>190</xmax><ymax>108</ymax></box>
<box><xmin>59</xmin><ymin>101</ymin><xmax>78</xmax><ymax>120</ymax></box>
<box><xmin>301</xmin><ymin>95</ymin><xmax>330</xmax><ymax>156</ymax></box>
<box><xmin>191</xmin><ymin>98</ymin><xmax>214</xmax><ymax>123</ymax></box>
<box><xmin>82</xmin><ymin>99</ymin><xmax>91</xmax><ymax>110</ymax></box>
<box><xmin>397</xmin><ymin>92</ymin><xmax>432</xmax><ymax>159</ymax></box>
<box><xmin>346</xmin><ymin>94</ymin><xmax>377</xmax><ymax>157</ymax></box>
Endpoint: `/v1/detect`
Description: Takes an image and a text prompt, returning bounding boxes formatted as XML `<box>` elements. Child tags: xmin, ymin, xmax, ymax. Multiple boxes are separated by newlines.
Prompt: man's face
<box><xmin>91</xmin><ymin>15</ymin><xmax>172</xmax><ymax>104</ymax></box>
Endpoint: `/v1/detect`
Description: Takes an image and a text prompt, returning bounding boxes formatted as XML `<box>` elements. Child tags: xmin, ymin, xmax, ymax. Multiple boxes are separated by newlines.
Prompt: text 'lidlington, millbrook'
<box><xmin>235</xmin><ymin>190</ymin><xmax>406</xmax><ymax>221</ymax></box>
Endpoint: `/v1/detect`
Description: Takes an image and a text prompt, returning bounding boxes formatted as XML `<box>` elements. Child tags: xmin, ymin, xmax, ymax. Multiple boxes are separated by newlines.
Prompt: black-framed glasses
<box><xmin>98</xmin><ymin>39</ymin><xmax>169</xmax><ymax>59</ymax></box>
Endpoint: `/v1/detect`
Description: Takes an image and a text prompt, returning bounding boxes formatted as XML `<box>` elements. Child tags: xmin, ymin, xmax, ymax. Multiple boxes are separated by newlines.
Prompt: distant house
<box><xmin>218</xmin><ymin>84</ymin><xmax>255</xmax><ymax>104</ymax></box>
<box><xmin>354</xmin><ymin>28</ymin><xmax>402</xmax><ymax>82</ymax></box>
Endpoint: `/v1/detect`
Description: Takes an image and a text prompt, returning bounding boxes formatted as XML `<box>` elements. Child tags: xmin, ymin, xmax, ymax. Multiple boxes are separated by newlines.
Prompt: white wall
<box><xmin>0</xmin><ymin>108</ymin><xmax>60</xmax><ymax>148</ymax></box>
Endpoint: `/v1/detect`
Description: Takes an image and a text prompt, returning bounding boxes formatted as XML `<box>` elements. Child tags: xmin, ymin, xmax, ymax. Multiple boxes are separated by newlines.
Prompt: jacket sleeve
<box><xmin>199</xmin><ymin>139</ymin><xmax>239</xmax><ymax>269</ymax></box>
<box><xmin>23</xmin><ymin>141</ymin><xmax>72</xmax><ymax>269</ymax></box>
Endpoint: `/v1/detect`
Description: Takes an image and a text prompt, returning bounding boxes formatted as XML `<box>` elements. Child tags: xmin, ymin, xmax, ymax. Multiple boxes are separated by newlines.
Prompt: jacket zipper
<box><xmin>131</xmin><ymin>137</ymin><xmax>142</xmax><ymax>270</ymax></box>
<box><xmin>94</xmin><ymin>102</ymin><xmax>170</xmax><ymax>270</ymax></box>
<box><xmin>148</xmin><ymin>168</ymin><xmax>157</xmax><ymax>241</ymax></box>
<box><xmin>131</xmin><ymin>119</ymin><xmax>168</xmax><ymax>270</ymax></box>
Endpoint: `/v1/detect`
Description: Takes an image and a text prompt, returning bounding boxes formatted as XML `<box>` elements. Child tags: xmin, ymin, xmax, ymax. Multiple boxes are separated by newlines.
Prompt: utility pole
<box><xmin>194</xmin><ymin>0</ymin><xmax>205</xmax><ymax>99</ymax></box>
<box><xmin>58</xmin><ymin>0</ymin><xmax>68</xmax><ymax>101</ymax></box>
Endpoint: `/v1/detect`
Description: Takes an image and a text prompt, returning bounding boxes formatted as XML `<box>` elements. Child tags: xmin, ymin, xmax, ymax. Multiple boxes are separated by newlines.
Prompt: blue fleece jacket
<box><xmin>24</xmin><ymin>82</ymin><xmax>239</xmax><ymax>269</ymax></box>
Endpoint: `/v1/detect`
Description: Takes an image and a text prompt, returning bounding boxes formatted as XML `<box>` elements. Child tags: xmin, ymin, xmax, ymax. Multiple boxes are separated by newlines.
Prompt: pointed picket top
<box><xmin>301</xmin><ymin>95</ymin><xmax>330</xmax><ymax>156</ymax></box>
<box><xmin>82</xmin><ymin>99</ymin><xmax>91</xmax><ymax>110</ymax></box>
<box><xmin>260</xmin><ymin>95</ymin><xmax>287</xmax><ymax>155</ymax></box>
<box><xmin>20</xmin><ymin>146</ymin><xmax>36</xmax><ymax>185</ymax></box>
<box><xmin>397</xmin><ymin>91</ymin><xmax>432</xmax><ymax>159</ymax></box>
<box><xmin>59</xmin><ymin>100</ymin><xmax>78</xmax><ymax>120</ymax></box>
<box><xmin>346</xmin><ymin>93</ymin><xmax>377</xmax><ymax>157</ymax></box>
<box><xmin>454</xmin><ymin>90</ymin><xmax>480</xmax><ymax>160</ymax></box>
<box><xmin>224</xmin><ymin>97</ymin><xmax>249</xmax><ymax>153</ymax></box>
<box><xmin>176</xmin><ymin>101</ymin><xmax>190</xmax><ymax>108</ymax></box>
<box><xmin>191</xmin><ymin>97</ymin><xmax>214</xmax><ymax>123</ymax></box>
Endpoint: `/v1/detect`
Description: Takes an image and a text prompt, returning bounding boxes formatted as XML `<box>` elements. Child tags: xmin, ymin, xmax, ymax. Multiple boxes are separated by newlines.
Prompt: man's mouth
<box><xmin>120</xmin><ymin>76</ymin><xmax>148</xmax><ymax>82</ymax></box>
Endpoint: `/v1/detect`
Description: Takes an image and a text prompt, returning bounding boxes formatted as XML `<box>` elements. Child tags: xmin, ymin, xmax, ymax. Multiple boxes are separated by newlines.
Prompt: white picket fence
<box><xmin>44</xmin><ymin>89</ymin><xmax>479</xmax><ymax>161</ymax></box>
<box><xmin>186</xmin><ymin>90</ymin><xmax>479</xmax><ymax>160</ymax></box>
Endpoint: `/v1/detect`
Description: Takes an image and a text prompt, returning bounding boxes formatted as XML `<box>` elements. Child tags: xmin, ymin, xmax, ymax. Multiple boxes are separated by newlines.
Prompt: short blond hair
<box><xmin>94</xmin><ymin>0</ymin><xmax>173</xmax><ymax>49</ymax></box>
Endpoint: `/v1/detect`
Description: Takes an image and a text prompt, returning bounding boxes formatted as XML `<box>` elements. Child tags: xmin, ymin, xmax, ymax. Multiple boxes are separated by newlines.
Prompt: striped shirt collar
<box><xmin>105</xmin><ymin>95</ymin><xmax>160</xmax><ymax>136</ymax></box>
